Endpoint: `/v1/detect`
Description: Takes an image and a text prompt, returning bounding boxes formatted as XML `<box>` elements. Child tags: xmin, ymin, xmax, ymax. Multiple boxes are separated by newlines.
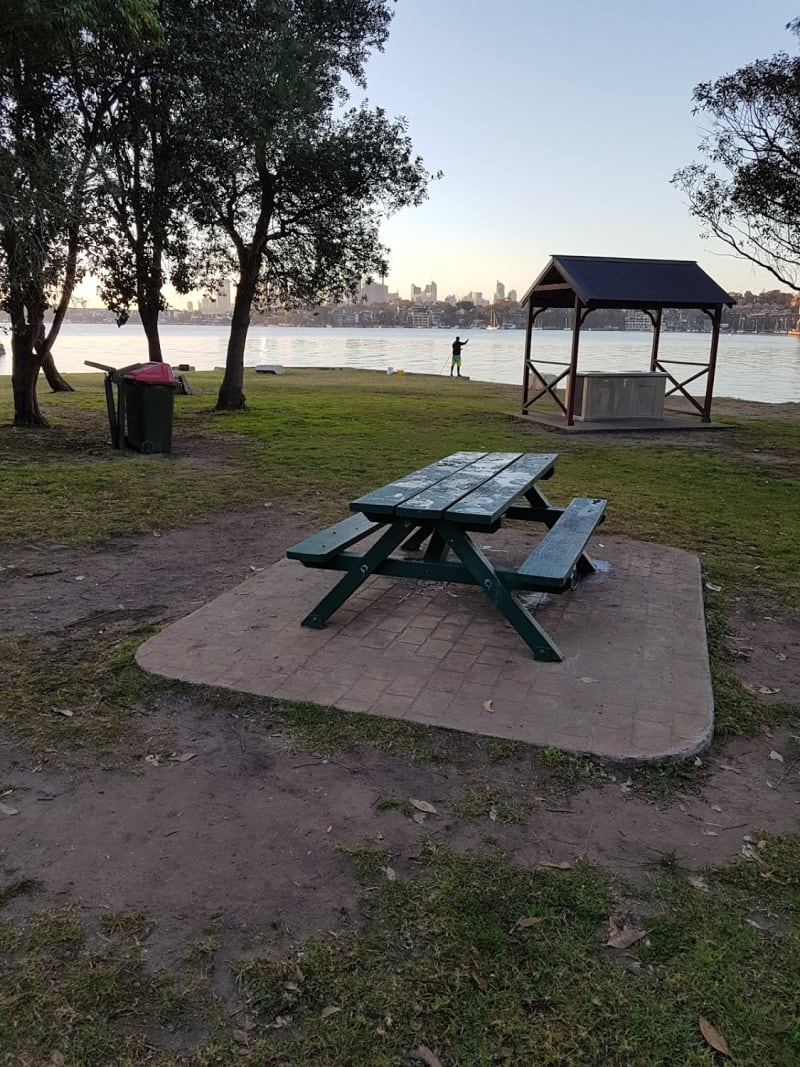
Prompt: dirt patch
<box><xmin>1</xmin><ymin>509</ymin><xmax>799</xmax><ymax>998</ymax></box>
<box><xmin>1</xmin><ymin>506</ymin><xmax>319</xmax><ymax>634</ymax></box>
<box><xmin>726</xmin><ymin>600</ymin><xmax>800</xmax><ymax>706</ymax></box>
<box><xmin>2</xmin><ymin>694</ymin><xmax>799</xmax><ymax>981</ymax></box>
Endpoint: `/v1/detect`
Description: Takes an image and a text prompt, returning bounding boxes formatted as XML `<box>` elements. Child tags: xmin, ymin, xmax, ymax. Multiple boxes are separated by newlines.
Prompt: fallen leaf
<box><xmin>417</xmin><ymin>1046</ymin><xmax>443</xmax><ymax>1067</ymax></box>
<box><xmin>320</xmin><ymin>1006</ymin><xmax>341</xmax><ymax>1019</ymax></box>
<box><xmin>283</xmin><ymin>982</ymin><xmax>300</xmax><ymax>992</ymax></box>
<box><xmin>699</xmin><ymin>1016</ymin><xmax>730</xmax><ymax>1056</ymax></box>
<box><xmin>579</xmin><ymin>676</ymin><xmax>597</xmax><ymax>684</ymax></box>
<box><xmin>759</xmin><ymin>686</ymin><xmax>780</xmax><ymax>695</ymax></box>
<box><xmin>705</xmin><ymin>582</ymin><xmax>721</xmax><ymax>592</ymax></box>
<box><xmin>409</xmin><ymin>798</ymin><xmax>438</xmax><ymax>815</ymax></box>
<box><xmin>482</xmin><ymin>699</ymin><xmax>494</xmax><ymax>713</ymax></box>
<box><xmin>757</xmin><ymin>839</ymin><xmax>768</xmax><ymax>850</ymax></box>
<box><xmin>688</xmin><ymin>874</ymin><xmax>710</xmax><ymax>893</ymax></box>
<box><xmin>382</xmin><ymin>866</ymin><xmax>397</xmax><ymax>882</ymax></box>
<box><xmin>711</xmin><ymin>804</ymin><xmax>722</xmax><ymax>813</ymax></box>
<box><xmin>0</xmin><ymin>802</ymin><xmax>19</xmax><ymax>816</ymax></box>
<box><xmin>52</xmin><ymin>708</ymin><xmax>74</xmax><ymax>718</ymax></box>
<box><xmin>488</xmin><ymin>807</ymin><xmax>498</xmax><ymax>822</ymax></box>
<box><xmin>412</xmin><ymin>811</ymin><xmax>427</xmax><ymax>825</ymax></box>
<box><xmin>325</xmin><ymin>825</ymin><xmax>333</xmax><ymax>833</ymax></box>
<box><xmin>470</xmin><ymin>970</ymin><xmax>487</xmax><ymax>991</ymax></box>
<box><xmin>539</xmin><ymin>860</ymin><xmax>572</xmax><ymax>870</ymax></box>
<box><xmin>769</xmin><ymin>750</ymin><xmax>785</xmax><ymax>762</ymax></box>
<box><xmin>773</xmin><ymin>1018</ymin><xmax>792</xmax><ymax>1034</ymax></box>
<box><xmin>232</xmin><ymin>1029</ymin><xmax>250</xmax><ymax>1046</ymax></box>
<box><xmin>144</xmin><ymin>754</ymin><xmax>161</xmax><ymax>766</ymax></box>
<box><xmin>605</xmin><ymin>916</ymin><xmax>646</xmax><ymax>950</ymax></box>
<box><xmin>270</xmin><ymin>1014</ymin><xmax>292</xmax><ymax>1029</ymax></box>
<box><xmin>169</xmin><ymin>752</ymin><xmax>196</xmax><ymax>762</ymax></box>
<box><xmin>511</xmin><ymin>916</ymin><xmax>543</xmax><ymax>933</ymax></box>
<box><xmin>75</xmin><ymin>575</ymin><xmax>86</xmax><ymax>581</ymax></box>
<box><xmin>702</xmin><ymin>830</ymin><xmax>718</xmax><ymax>837</ymax></box>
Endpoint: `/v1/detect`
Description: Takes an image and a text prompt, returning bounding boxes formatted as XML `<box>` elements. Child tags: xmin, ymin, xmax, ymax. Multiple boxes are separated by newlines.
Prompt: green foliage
<box><xmin>673</xmin><ymin>19</ymin><xmax>800</xmax><ymax>290</ymax></box>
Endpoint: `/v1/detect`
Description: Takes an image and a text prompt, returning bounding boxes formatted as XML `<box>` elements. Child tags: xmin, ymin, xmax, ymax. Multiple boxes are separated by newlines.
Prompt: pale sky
<box><xmin>359</xmin><ymin>0</ymin><xmax>800</xmax><ymax>299</ymax></box>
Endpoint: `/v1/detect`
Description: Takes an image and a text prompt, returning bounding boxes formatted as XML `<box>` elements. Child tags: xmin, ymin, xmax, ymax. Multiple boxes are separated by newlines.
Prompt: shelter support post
<box><xmin>521</xmin><ymin>299</ymin><xmax>535</xmax><ymax>412</ymax></box>
<box><xmin>702</xmin><ymin>306</ymin><xmax>722</xmax><ymax>423</ymax></box>
<box><xmin>648</xmin><ymin>308</ymin><xmax>662</xmax><ymax>371</ymax></box>
<box><xmin>566</xmin><ymin>299</ymin><xmax>589</xmax><ymax>426</ymax></box>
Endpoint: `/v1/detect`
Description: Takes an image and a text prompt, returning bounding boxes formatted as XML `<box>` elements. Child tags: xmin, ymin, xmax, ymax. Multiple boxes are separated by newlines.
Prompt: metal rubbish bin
<box><xmin>84</xmin><ymin>360</ymin><xmax>179</xmax><ymax>452</ymax></box>
<box><xmin>123</xmin><ymin>363</ymin><xmax>178</xmax><ymax>453</ymax></box>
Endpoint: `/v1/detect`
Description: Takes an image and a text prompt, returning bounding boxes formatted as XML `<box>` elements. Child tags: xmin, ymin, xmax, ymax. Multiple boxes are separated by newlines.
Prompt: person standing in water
<box><xmin>450</xmin><ymin>335</ymin><xmax>468</xmax><ymax>377</ymax></box>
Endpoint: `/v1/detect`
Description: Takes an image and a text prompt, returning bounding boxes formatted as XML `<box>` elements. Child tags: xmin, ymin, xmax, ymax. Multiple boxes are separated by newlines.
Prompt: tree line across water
<box><xmin>1</xmin><ymin>1</ymin><xmax>435</xmax><ymax>426</ymax></box>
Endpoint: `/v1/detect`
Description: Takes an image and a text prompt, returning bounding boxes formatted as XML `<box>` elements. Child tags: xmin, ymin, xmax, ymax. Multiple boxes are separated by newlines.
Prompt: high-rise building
<box><xmin>410</xmin><ymin>284</ymin><xmax>422</xmax><ymax>303</ymax></box>
<box><xmin>494</xmin><ymin>281</ymin><xmax>505</xmax><ymax>302</ymax></box>
<box><xmin>508</xmin><ymin>289</ymin><xmax>518</xmax><ymax>303</ymax></box>
<box><xmin>361</xmin><ymin>280</ymin><xmax>389</xmax><ymax>303</ymax></box>
<box><xmin>423</xmin><ymin>281</ymin><xmax>437</xmax><ymax>303</ymax></box>
<box><xmin>201</xmin><ymin>279</ymin><xmax>233</xmax><ymax>314</ymax></box>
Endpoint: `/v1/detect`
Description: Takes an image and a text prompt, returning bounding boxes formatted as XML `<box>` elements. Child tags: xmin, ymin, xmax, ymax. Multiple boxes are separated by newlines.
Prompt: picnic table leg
<box><xmin>525</xmin><ymin>485</ymin><xmax>597</xmax><ymax>575</ymax></box>
<box><xmin>301</xmin><ymin>521</ymin><xmax>414</xmax><ymax>629</ymax></box>
<box><xmin>436</xmin><ymin>523</ymin><xmax>563</xmax><ymax>662</ymax></box>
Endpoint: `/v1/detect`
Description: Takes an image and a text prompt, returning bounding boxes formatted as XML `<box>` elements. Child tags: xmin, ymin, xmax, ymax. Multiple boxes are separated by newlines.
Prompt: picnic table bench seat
<box><xmin>517</xmin><ymin>497</ymin><xmax>606</xmax><ymax>590</ymax></box>
<box><xmin>287</xmin><ymin>514</ymin><xmax>383</xmax><ymax>564</ymax></box>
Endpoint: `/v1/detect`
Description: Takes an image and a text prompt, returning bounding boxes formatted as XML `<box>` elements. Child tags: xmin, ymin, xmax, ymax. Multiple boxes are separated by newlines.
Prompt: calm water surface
<box><xmin>1</xmin><ymin>324</ymin><xmax>798</xmax><ymax>403</ymax></box>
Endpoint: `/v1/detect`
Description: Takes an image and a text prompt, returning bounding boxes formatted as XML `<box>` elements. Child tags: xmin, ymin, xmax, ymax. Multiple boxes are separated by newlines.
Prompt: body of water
<box><xmin>1</xmin><ymin>324</ymin><xmax>799</xmax><ymax>403</ymax></box>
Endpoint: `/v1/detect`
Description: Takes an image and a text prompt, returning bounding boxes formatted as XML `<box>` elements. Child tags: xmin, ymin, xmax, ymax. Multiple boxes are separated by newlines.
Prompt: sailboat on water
<box><xmin>487</xmin><ymin>307</ymin><xmax>499</xmax><ymax>330</ymax></box>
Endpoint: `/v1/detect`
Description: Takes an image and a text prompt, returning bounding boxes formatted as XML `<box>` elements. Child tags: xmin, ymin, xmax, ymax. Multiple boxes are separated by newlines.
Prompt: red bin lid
<box><xmin>123</xmin><ymin>362</ymin><xmax>177</xmax><ymax>384</ymax></box>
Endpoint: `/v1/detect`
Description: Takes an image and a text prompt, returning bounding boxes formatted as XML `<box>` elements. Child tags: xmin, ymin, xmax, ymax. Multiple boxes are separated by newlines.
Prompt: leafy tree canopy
<box><xmin>673</xmin><ymin>18</ymin><xmax>800</xmax><ymax>291</ymax></box>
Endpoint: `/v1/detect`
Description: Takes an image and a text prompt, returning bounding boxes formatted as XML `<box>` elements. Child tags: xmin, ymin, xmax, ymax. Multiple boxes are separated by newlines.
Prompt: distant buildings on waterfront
<box><xmin>25</xmin><ymin>281</ymin><xmax>796</xmax><ymax>334</ymax></box>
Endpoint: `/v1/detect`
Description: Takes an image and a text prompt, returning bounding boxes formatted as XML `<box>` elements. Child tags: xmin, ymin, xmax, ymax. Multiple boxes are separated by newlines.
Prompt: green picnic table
<box><xmin>286</xmin><ymin>452</ymin><xmax>606</xmax><ymax>661</ymax></box>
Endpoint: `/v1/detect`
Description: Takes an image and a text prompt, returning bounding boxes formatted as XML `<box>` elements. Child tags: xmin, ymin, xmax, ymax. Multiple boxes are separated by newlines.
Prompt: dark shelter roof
<box><xmin>520</xmin><ymin>255</ymin><xmax>736</xmax><ymax>310</ymax></box>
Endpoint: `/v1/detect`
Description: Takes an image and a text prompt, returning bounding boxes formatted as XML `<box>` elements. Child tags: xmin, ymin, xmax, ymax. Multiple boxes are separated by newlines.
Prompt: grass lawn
<box><xmin>1</xmin><ymin>368</ymin><xmax>799</xmax><ymax>1065</ymax></box>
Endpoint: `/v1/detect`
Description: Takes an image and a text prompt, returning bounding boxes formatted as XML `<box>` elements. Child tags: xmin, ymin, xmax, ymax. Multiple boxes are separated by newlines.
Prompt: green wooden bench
<box><xmin>286</xmin><ymin>514</ymin><xmax>384</xmax><ymax>564</ymax></box>
<box><xmin>517</xmin><ymin>497</ymin><xmax>606</xmax><ymax>591</ymax></box>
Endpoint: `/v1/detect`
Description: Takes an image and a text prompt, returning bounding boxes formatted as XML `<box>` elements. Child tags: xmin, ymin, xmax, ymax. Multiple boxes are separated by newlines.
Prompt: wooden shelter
<box><xmin>520</xmin><ymin>255</ymin><xmax>735</xmax><ymax>425</ymax></box>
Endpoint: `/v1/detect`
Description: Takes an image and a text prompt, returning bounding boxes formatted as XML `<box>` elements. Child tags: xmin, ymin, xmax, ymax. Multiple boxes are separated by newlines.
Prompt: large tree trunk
<box><xmin>11</xmin><ymin>323</ymin><xmax>48</xmax><ymax>428</ymax></box>
<box><xmin>40</xmin><ymin>350</ymin><xmax>75</xmax><ymax>392</ymax></box>
<box><xmin>140</xmin><ymin>301</ymin><xmax>164</xmax><ymax>362</ymax></box>
<box><xmin>216</xmin><ymin>256</ymin><xmax>260</xmax><ymax>411</ymax></box>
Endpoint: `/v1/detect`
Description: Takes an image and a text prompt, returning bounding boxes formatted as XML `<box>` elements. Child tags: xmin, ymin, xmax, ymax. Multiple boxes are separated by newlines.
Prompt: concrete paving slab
<box><xmin>136</xmin><ymin>533</ymin><xmax>714</xmax><ymax>761</ymax></box>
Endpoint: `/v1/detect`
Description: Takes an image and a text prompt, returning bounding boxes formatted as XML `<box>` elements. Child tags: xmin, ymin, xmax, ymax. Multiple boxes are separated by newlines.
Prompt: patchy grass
<box><xmin>2</xmin><ymin>838</ymin><xmax>800</xmax><ymax>1064</ymax></box>
<box><xmin>2</xmin><ymin>370</ymin><xmax>800</xmax><ymax>604</ymax></box>
<box><xmin>0</xmin><ymin>878</ymin><xmax>39</xmax><ymax>910</ymax></box>
<box><xmin>450</xmin><ymin>784</ymin><xmax>533</xmax><ymax>824</ymax></box>
<box><xmin>705</xmin><ymin>607</ymin><xmax>799</xmax><ymax>740</ymax></box>
<box><xmin>228</xmin><ymin>837</ymin><xmax>800</xmax><ymax>1066</ymax></box>
<box><xmin>0</xmin><ymin>621</ymin><xmax>175</xmax><ymax>764</ymax></box>
<box><xmin>0</xmin><ymin>909</ymin><xmax>191</xmax><ymax>1066</ymax></box>
<box><xmin>536</xmin><ymin>746</ymin><xmax>607</xmax><ymax>787</ymax></box>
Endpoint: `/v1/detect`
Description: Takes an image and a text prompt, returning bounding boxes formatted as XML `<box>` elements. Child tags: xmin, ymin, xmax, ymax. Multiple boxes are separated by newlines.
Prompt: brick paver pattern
<box><xmin>136</xmin><ymin>533</ymin><xmax>713</xmax><ymax>761</ymax></box>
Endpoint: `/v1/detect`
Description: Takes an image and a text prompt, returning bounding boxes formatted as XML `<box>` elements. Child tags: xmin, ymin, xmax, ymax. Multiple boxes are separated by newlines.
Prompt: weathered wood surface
<box><xmin>397</xmin><ymin>452</ymin><xmax>523</xmax><ymax>520</ymax></box>
<box><xmin>518</xmin><ymin>497</ymin><xmax>606</xmax><ymax>586</ymax></box>
<box><xmin>350</xmin><ymin>452</ymin><xmax>484</xmax><ymax>515</ymax></box>
<box><xmin>287</xmin><ymin>514</ymin><xmax>382</xmax><ymax>563</ymax></box>
<box><xmin>446</xmin><ymin>453</ymin><xmax>558</xmax><ymax>525</ymax></box>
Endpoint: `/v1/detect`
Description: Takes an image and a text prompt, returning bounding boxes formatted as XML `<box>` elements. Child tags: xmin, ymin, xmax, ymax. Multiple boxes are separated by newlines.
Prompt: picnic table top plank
<box><xmin>350</xmin><ymin>452</ymin><xmax>486</xmax><ymax>515</ymax></box>
<box><xmin>517</xmin><ymin>497</ymin><xmax>606</xmax><ymax>583</ymax></box>
<box><xmin>446</xmin><ymin>453</ymin><xmax>559</xmax><ymax>525</ymax></box>
<box><xmin>397</xmin><ymin>452</ymin><xmax>524</xmax><ymax>520</ymax></box>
